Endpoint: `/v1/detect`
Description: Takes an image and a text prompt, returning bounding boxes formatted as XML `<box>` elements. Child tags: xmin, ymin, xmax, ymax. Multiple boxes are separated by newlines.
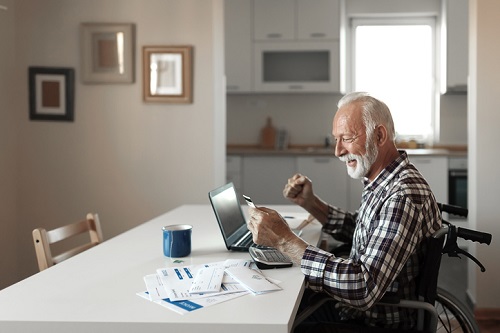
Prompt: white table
<box><xmin>0</xmin><ymin>205</ymin><xmax>322</xmax><ymax>333</ymax></box>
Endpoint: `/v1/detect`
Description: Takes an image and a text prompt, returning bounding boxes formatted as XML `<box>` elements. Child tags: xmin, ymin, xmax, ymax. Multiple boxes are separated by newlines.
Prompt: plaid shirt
<box><xmin>301</xmin><ymin>151</ymin><xmax>442</xmax><ymax>328</ymax></box>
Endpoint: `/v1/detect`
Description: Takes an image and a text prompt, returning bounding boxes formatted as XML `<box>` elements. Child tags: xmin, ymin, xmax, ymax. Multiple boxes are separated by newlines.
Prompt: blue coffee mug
<box><xmin>162</xmin><ymin>224</ymin><xmax>192</xmax><ymax>257</ymax></box>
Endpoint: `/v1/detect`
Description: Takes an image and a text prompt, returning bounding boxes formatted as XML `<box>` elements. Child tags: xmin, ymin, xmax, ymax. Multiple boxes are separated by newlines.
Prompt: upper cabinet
<box><xmin>253</xmin><ymin>0</ymin><xmax>340</xmax><ymax>41</ymax></box>
<box><xmin>225</xmin><ymin>0</ymin><xmax>253</xmax><ymax>92</ymax></box>
<box><xmin>225</xmin><ymin>0</ymin><xmax>341</xmax><ymax>94</ymax></box>
<box><xmin>253</xmin><ymin>41</ymin><xmax>340</xmax><ymax>92</ymax></box>
<box><xmin>253</xmin><ymin>0</ymin><xmax>295</xmax><ymax>41</ymax></box>
<box><xmin>296</xmin><ymin>0</ymin><xmax>340</xmax><ymax>40</ymax></box>
<box><xmin>441</xmin><ymin>0</ymin><xmax>468</xmax><ymax>94</ymax></box>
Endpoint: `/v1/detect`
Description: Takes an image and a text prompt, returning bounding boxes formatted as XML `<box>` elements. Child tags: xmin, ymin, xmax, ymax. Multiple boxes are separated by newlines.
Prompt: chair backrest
<box><xmin>417</xmin><ymin>234</ymin><xmax>446</xmax><ymax>304</ymax></box>
<box><xmin>32</xmin><ymin>213</ymin><xmax>103</xmax><ymax>271</ymax></box>
<box><xmin>407</xmin><ymin>233</ymin><xmax>445</xmax><ymax>332</ymax></box>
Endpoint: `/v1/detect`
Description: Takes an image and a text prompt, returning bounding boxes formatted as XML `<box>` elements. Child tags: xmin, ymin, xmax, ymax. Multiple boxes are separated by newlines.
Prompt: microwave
<box><xmin>253</xmin><ymin>41</ymin><xmax>340</xmax><ymax>93</ymax></box>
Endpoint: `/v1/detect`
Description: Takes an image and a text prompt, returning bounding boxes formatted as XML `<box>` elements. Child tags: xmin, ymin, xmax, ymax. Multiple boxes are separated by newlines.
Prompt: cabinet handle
<box><xmin>310</xmin><ymin>33</ymin><xmax>326</xmax><ymax>38</ymax></box>
<box><xmin>288</xmin><ymin>85</ymin><xmax>304</xmax><ymax>90</ymax></box>
<box><xmin>266</xmin><ymin>33</ymin><xmax>282</xmax><ymax>39</ymax></box>
<box><xmin>227</xmin><ymin>85</ymin><xmax>239</xmax><ymax>91</ymax></box>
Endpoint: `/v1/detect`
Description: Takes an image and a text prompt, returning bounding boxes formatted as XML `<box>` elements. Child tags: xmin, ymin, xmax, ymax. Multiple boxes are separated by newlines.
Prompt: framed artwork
<box><xmin>81</xmin><ymin>23</ymin><xmax>135</xmax><ymax>83</ymax></box>
<box><xmin>28</xmin><ymin>67</ymin><xmax>75</xmax><ymax>122</ymax></box>
<box><xmin>142</xmin><ymin>45</ymin><xmax>193</xmax><ymax>103</ymax></box>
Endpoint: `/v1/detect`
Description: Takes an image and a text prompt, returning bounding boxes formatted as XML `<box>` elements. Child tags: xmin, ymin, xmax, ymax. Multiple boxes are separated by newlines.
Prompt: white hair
<box><xmin>337</xmin><ymin>92</ymin><xmax>396</xmax><ymax>142</ymax></box>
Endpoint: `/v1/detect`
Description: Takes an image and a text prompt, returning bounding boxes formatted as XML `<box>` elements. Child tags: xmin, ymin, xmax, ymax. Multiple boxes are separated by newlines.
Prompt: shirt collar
<box><xmin>363</xmin><ymin>150</ymin><xmax>409</xmax><ymax>192</ymax></box>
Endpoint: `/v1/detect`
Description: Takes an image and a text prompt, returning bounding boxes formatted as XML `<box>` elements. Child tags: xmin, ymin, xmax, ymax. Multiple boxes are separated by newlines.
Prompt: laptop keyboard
<box><xmin>239</xmin><ymin>235</ymin><xmax>254</xmax><ymax>248</ymax></box>
<box><xmin>236</xmin><ymin>233</ymin><xmax>272</xmax><ymax>250</ymax></box>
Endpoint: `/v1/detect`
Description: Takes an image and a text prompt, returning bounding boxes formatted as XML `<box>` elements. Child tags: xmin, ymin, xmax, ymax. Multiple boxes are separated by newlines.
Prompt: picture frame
<box><xmin>28</xmin><ymin>67</ymin><xmax>75</xmax><ymax>122</ymax></box>
<box><xmin>142</xmin><ymin>45</ymin><xmax>193</xmax><ymax>103</ymax></box>
<box><xmin>81</xmin><ymin>23</ymin><xmax>135</xmax><ymax>84</ymax></box>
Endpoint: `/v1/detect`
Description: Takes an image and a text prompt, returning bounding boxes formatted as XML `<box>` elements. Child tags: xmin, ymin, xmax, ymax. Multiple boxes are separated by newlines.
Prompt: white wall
<box><xmin>468</xmin><ymin>0</ymin><xmax>500</xmax><ymax>309</ymax></box>
<box><xmin>5</xmin><ymin>0</ymin><xmax>225</xmax><ymax>282</ymax></box>
<box><xmin>0</xmin><ymin>0</ymin><xmax>19</xmax><ymax>289</ymax></box>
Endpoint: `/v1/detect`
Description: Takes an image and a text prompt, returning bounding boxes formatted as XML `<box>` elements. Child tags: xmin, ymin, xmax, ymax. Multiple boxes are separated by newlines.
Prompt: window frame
<box><xmin>345</xmin><ymin>15</ymin><xmax>440</xmax><ymax>143</ymax></box>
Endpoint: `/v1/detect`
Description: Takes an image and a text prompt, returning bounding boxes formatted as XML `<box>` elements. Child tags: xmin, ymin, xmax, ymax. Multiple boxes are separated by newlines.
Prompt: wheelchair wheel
<box><xmin>435</xmin><ymin>287</ymin><xmax>480</xmax><ymax>333</ymax></box>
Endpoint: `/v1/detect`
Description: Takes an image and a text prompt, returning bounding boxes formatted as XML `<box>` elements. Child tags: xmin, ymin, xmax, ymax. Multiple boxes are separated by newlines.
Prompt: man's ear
<box><xmin>375</xmin><ymin>125</ymin><xmax>389</xmax><ymax>146</ymax></box>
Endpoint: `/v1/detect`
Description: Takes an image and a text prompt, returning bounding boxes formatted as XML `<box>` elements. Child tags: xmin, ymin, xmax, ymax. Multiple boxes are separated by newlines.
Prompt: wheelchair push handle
<box><xmin>457</xmin><ymin>227</ymin><xmax>492</xmax><ymax>245</ymax></box>
<box><xmin>437</xmin><ymin>202</ymin><xmax>468</xmax><ymax>218</ymax></box>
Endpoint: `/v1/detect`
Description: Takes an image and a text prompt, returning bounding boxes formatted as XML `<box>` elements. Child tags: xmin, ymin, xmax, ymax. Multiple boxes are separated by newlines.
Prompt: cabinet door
<box><xmin>443</xmin><ymin>0</ymin><xmax>468</xmax><ymax>92</ymax></box>
<box><xmin>347</xmin><ymin>177</ymin><xmax>363</xmax><ymax>212</ymax></box>
<box><xmin>253</xmin><ymin>0</ymin><xmax>295</xmax><ymax>41</ymax></box>
<box><xmin>242</xmin><ymin>156</ymin><xmax>296</xmax><ymax>204</ymax></box>
<box><xmin>410</xmin><ymin>156</ymin><xmax>448</xmax><ymax>204</ymax></box>
<box><xmin>253</xmin><ymin>41</ymin><xmax>340</xmax><ymax>93</ymax></box>
<box><xmin>296</xmin><ymin>156</ymin><xmax>348</xmax><ymax>208</ymax></box>
<box><xmin>226</xmin><ymin>155</ymin><xmax>243</xmax><ymax>194</ymax></box>
<box><xmin>224</xmin><ymin>0</ymin><xmax>253</xmax><ymax>92</ymax></box>
<box><xmin>297</xmin><ymin>0</ymin><xmax>340</xmax><ymax>40</ymax></box>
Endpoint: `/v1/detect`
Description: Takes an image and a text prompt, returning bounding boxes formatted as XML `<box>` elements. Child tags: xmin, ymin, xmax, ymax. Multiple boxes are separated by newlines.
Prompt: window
<box><xmin>350</xmin><ymin>17</ymin><xmax>437</xmax><ymax>143</ymax></box>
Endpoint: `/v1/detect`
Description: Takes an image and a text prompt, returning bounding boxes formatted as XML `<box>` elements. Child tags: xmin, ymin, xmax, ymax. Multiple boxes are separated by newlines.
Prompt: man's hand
<box><xmin>283</xmin><ymin>174</ymin><xmax>315</xmax><ymax>210</ymax></box>
<box><xmin>247</xmin><ymin>207</ymin><xmax>292</xmax><ymax>248</ymax></box>
<box><xmin>247</xmin><ymin>206</ymin><xmax>308</xmax><ymax>264</ymax></box>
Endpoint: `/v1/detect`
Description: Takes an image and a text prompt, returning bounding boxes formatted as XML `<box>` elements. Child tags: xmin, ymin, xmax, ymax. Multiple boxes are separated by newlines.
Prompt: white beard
<box><xmin>339</xmin><ymin>139</ymin><xmax>378</xmax><ymax>179</ymax></box>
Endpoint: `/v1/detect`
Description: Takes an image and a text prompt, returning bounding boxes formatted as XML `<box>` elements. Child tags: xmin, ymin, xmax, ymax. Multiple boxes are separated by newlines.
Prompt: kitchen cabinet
<box><xmin>253</xmin><ymin>41</ymin><xmax>340</xmax><ymax>93</ymax></box>
<box><xmin>224</xmin><ymin>0</ymin><xmax>253</xmax><ymax>92</ymax></box>
<box><xmin>347</xmin><ymin>177</ymin><xmax>363</xmax><ymax>212</ymax></box>
<box><xmin>241</xmin><ymin>156</ymin><xmax>296</xmax><ymax>204</ymax></box>
<box><xmin>228</xmin><ymin>153</ymin><xmax>453</xmax><ymax>211</ymax></box>
<box><xmin>253</xmin><ymin>0</ymin><xmax>340</xmax><ymax>41</ymax></box>
<box><xmin>226</xmin><ymin>155</ymin><xmax>243</xmax><ymax>194</ymax></box>
<box><xmin>253</xmin><ymin>0</ymin><xmax>295</xmax><ymax>41</ymax></box>
<box><xmin>224</xmin><ymin>0</ymin><xmax>341</xmax><ymax>93</ymax></box>
<box><xmin>231</xmin><ymin>155</ymin><xmax>359</xmax><ymax>208</ymax></box>
<box><xmin>409</xmin><ymin>156</ymin><xmax>448</xmax><ymax>204</ymax></box>
<box><xmin>296</xmin><ymin>156</ymin><xmax>348</xmax><ymax>208</ymax></box>
<box><xmin>442</xmin><ymin>0</ymin><xmax>468</xmax><ymax>93</ymax></box>
<box><xmin>296</xmin><ymin>0</ymin><xmax>340</xmax><ymax>40</ymax></box>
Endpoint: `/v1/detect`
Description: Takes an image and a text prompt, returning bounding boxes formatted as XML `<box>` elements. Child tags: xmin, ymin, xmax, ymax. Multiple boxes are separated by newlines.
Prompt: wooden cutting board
<box><xmin>260</xmin><ymin>117</ymin><xmax>276</xmax><ymax>149</ymax></box>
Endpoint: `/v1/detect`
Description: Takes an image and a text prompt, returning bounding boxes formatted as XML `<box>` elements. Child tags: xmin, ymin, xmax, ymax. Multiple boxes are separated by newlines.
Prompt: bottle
<box><xmin>260</xmin><ymin>117</ymin><xmax>276</xmax><ymax>149</ymax></box>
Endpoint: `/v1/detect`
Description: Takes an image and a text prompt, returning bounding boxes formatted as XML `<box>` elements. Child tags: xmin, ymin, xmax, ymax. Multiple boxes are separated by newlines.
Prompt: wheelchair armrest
<box><xmin>376</xmin><ymin>299</ymin><xmax>438</xmax><ymax>332</ymax></box>
<box><xmin>378</xmin><ymin>292</ymin><xmax>400</xmax><ymax>304</ymax></box>
<box><xmin>294</xmin><ymin>293</ymin><xmax>438</xmax><ymax>332</ymax></box>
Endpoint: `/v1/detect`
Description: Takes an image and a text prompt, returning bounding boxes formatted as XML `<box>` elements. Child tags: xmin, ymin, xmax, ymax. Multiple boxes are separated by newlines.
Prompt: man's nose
<box><xmin>335</xmin><ymin>140</ymin><xmax>346</xmax><ymax>157</ymax></box>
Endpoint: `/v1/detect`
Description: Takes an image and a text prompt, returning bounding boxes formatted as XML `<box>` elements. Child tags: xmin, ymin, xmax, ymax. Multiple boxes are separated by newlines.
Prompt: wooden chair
<box><xmin>32</xmin><ymin>213</ymin><xmax>103</xmax><ymax>271</ymax></box>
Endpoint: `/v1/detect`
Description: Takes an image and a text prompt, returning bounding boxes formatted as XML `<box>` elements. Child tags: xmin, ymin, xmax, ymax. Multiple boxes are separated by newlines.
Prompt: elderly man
<box><xmin>247</xmin><ymin>92</ymin><xmax>442</xmax><ymax>329</ymax></box>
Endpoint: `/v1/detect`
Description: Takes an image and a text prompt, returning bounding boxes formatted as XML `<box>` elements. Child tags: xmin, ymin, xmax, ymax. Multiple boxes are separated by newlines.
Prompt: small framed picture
<box><xmin>81</xmin><ymin>23</ymin><xmax>135</xmax><ymax>84</ymax></box>
<box><xmin>28</xmin><ymin>67</ymin><xmax>75</xmax><ymax>122</ymax></box>
<box><xmin>142</xmin><ymin>45</ymin><xmax>193</xmax><ymax>103</ymax></box>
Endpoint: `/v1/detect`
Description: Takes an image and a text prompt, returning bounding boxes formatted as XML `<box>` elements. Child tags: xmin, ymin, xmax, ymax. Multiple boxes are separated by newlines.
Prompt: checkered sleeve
<box><xmin>301</xmin><ymin>194</ymin><xmax>432</xmax><ymax>311</ymax></box>
<box><xmin>321</xmin><ymin>204</ymin><xmax>357</xmax><ymax>244</ymax></box>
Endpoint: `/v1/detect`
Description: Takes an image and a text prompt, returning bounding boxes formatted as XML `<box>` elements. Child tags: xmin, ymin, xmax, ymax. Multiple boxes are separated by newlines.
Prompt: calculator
<box><xmin>249</xmin><ymin>246</ymin><xmax>293</xmax><ymax>269</ymax></box>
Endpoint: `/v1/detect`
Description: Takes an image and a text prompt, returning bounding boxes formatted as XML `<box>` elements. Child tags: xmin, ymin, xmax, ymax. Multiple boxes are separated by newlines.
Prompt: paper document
<box><xmin>225</xmin><ymin>266</ymin><xmax>282</xmax><ymax>294</ymax></box>
<box><xmin>137</xmin><ymin>290</ymin><xmax>249</xmax><ymax>315</ymax></box>
<box><xmin>138</xmin><ymin>259</ymin><xmax>280</xmax><ymax>315</ymax></box>
<box><xmin>189</xmin><ymin>266</ymin><xmax>225</xmax><ymax>294</ymax></box>
<box><xmin>156</xmin><ymin>260</ymin><xmax>254</xmax><ymax>301</ymax></box>
<box><xmin>144</xmin><ymin>274</ymin><xmax>169</xmax><ymax>301</ymax></box>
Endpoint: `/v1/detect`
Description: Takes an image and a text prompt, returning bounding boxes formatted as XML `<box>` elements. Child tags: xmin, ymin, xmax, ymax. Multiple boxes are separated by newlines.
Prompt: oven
<box><xmin>448</xmin><ymin>157</ymin><xmax>467</xmax><ymax>218</ymax></box>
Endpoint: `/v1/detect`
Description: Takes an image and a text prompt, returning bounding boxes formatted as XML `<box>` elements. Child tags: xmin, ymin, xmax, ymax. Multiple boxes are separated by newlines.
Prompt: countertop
<box><xmin>227</xmin><ymin>144</ymin><xmax>467</xmax><ymax>157</ymax></box>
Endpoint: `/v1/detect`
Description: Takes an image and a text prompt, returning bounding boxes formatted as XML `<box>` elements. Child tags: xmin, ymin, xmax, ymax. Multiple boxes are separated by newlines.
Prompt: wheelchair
<box><xmin>292</xmin><ymin>203</ymin><xmax>492</xmax><ymax>333</ymax></box>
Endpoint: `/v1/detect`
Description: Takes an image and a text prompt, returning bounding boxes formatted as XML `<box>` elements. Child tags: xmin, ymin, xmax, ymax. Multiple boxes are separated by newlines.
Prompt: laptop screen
<box><xmin>208</xmin><ymin>183</ymin><xmax>249</xmax><ymax>249</ymax></box>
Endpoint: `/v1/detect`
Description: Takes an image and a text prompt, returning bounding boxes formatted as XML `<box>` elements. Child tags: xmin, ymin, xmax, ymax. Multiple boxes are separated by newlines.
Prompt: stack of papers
<box><xmin>138</xmin><ymin>259</ymin><xmax>282</xmax><ymax>314</ymax></box>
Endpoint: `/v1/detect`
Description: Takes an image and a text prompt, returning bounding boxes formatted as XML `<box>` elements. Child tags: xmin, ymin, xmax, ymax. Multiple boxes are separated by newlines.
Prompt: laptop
<box><xmin>208</xmin><ymin>182</ymin><xmax>256</xmax><ymax>251</ymax></box>
<box><xmin>208</xmin><ymin>182</ymin><xmax>294</xmax><ymax>269</ymax></box>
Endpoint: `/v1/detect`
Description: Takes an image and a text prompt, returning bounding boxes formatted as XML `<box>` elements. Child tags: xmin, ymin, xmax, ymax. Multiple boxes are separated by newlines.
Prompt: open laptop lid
<box><xmin>208</xmin><ymin>182</ymin><xmax>250</xmax><ymax>251</ymax></box>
